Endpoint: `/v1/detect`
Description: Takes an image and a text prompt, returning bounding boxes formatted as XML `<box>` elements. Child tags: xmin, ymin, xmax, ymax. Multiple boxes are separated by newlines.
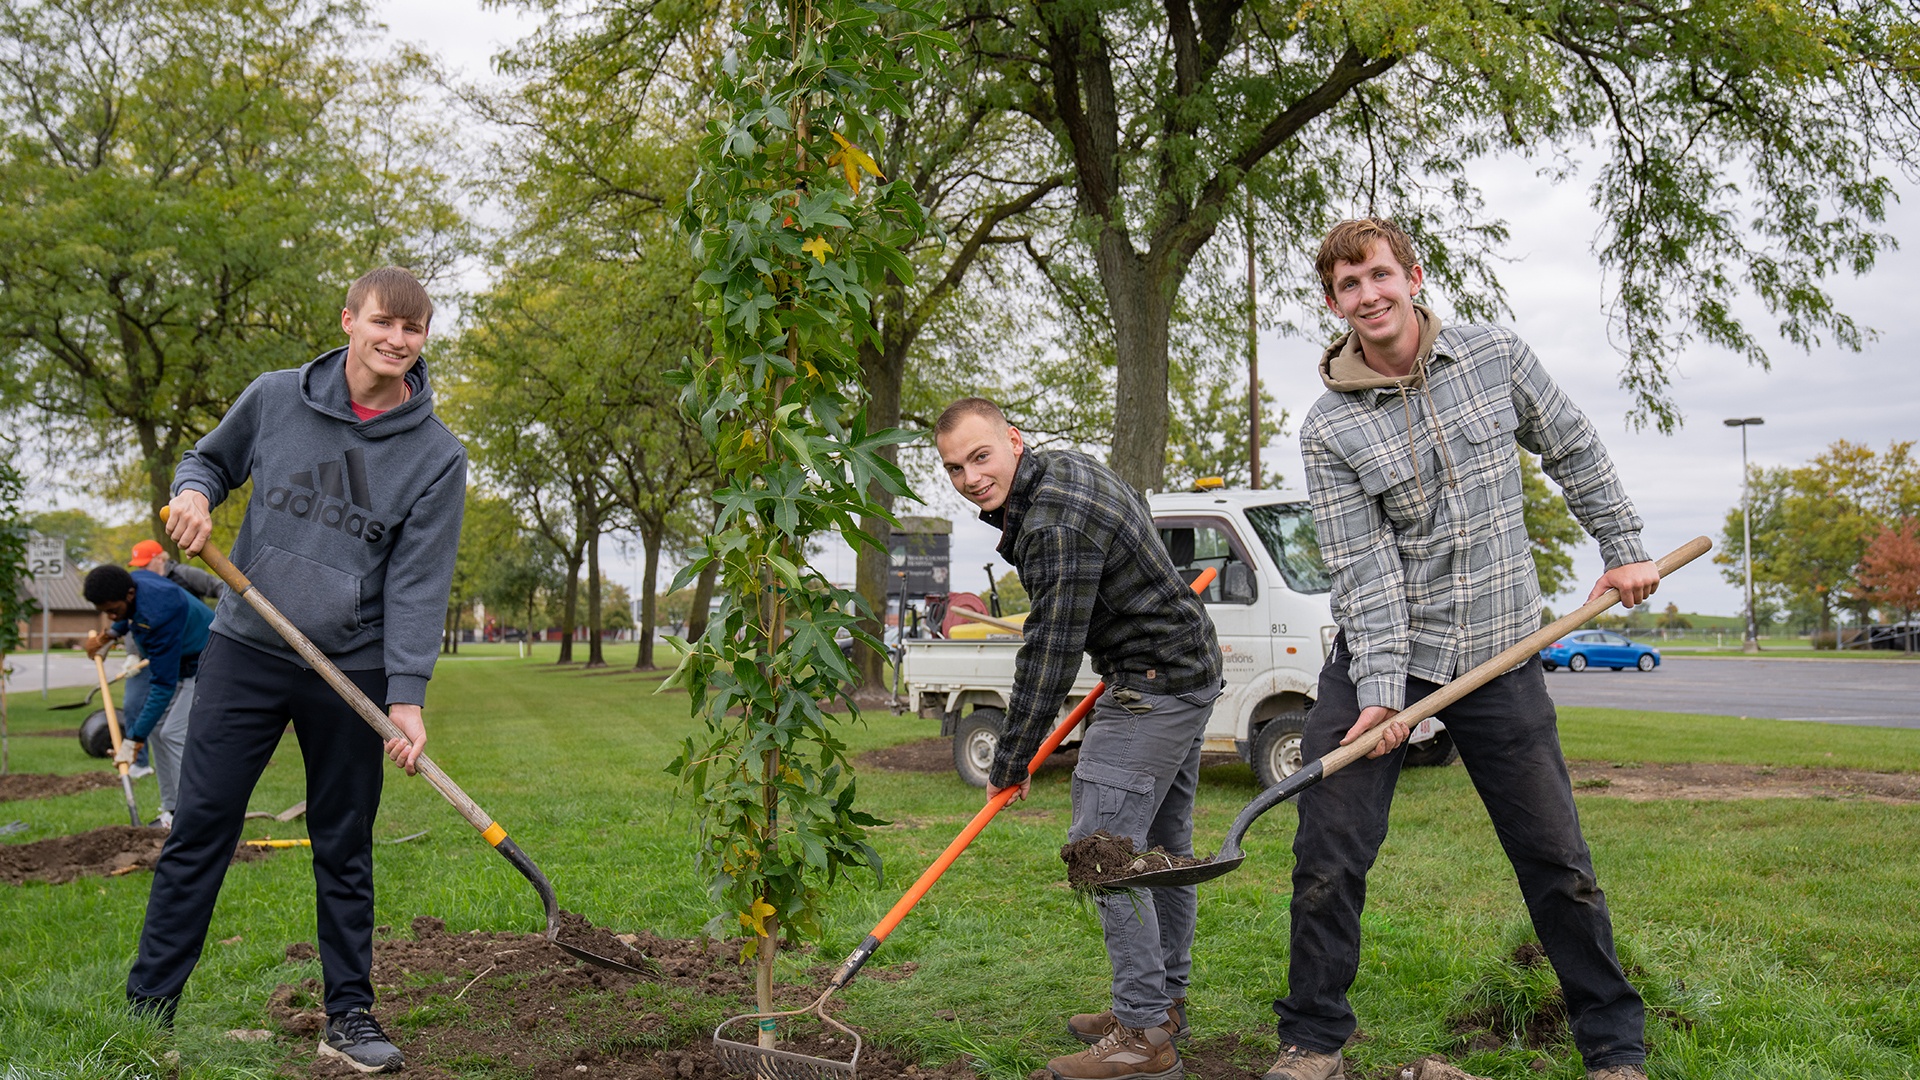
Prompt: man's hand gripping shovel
<box><xmin>160</xmin><ymin>509</ymin><xmax>656</xmax><ymax>977</ymax></box>
<box><xmin>1097</xmin><ymin>536</ymin><xmax>1713</xmax><ymax>892</ymax></box>
<box><xmin>710</xmin><ymin>568</ymin><xmax>1219</xmax><ymax>1080</ymax></box>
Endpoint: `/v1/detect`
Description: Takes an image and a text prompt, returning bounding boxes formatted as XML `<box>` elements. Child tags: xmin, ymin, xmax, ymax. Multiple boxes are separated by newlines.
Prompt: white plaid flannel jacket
<box><xmin>1300</xmin><ymin>323</ymin><xmax>1649</xmax><ymax>711</ymax></box>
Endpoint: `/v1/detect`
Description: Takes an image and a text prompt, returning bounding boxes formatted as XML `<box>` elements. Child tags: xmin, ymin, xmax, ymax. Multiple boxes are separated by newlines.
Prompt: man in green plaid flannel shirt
<box><xmin>1265</xmin><ymin>219</ymin><xmax>1659</xmax><ymax>1080</ymax></box>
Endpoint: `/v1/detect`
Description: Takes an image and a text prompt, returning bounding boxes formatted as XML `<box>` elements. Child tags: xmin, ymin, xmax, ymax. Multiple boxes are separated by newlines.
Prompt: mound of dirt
<box><xmin>270</xmin><ymin>914</ymin><xmax>982</xmax><ymax>1079</ymax></box>
<box><xmin>0</xmin><ymin>825</ymin><xmax>273</xmax><ymax>885</ymax></box>
<box><xmin>0</xmin><ymin>771</ymin><xmax>120</xmax><ymax>802</ymax></box>
<box><xmin>1566</xmin><ymin>760</ymin><xmax>1920</xmax><ymax>803</ymax></box>
<box><xmin>859</xmin><ymin>736</ymin><xmax>1078</xmax><ymax>776</ymax></box>
<box><xmin>1060</xmin><ymin>830</ymin><xmax>1211</xmax><ymax>890</ymax></box>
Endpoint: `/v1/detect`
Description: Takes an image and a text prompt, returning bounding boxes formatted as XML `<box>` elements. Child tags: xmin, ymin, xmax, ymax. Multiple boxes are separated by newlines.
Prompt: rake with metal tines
<box><xmin>160</xmin><ymin>509</ymin><xmax>655</xmax><ymax>977</ymax></box>
<box><xmin>712</xmin><ymin>568</ymin><xmax>1219</xmax><ymax>1079</ymax></box>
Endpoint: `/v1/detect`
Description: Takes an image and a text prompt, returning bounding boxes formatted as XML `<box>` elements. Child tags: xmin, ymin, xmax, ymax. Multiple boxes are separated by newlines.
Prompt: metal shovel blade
<box><xmin>1094</xmin><ymin>759</ymin><xmax>1325</xmax><ymax>890</ymax></box>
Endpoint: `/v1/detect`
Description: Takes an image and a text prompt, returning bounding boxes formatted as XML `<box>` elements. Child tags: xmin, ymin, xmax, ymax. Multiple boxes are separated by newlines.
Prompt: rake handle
<box><xmin>828</xmin><ymin>567</ymin><xmax>1220</xmax><ymax>991</ymax></box>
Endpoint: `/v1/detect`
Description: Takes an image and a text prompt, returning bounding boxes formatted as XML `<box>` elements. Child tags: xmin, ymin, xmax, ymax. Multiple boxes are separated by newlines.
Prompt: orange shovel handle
<box><xmin>829</xmin><ymin>567</ymin><xmax>1219</xmax><ymax>989</ymax></box>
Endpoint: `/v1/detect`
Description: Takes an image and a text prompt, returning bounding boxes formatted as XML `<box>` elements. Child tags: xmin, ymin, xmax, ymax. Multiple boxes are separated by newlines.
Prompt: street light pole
<box><xmin>1724</xmin><ymin>417</ymin><xmax>1765</xmax><ymax>652</ymax></box>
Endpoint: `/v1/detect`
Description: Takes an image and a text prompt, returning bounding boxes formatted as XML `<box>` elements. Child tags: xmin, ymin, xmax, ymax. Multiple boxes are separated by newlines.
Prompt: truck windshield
<box><xmin>1244</xmin><ymin>502</ymin><xmax>1331</xmax><ymax>594</ymax></box>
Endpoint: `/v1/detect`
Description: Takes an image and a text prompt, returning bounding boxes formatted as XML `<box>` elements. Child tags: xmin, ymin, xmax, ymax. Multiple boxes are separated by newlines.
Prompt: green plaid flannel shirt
<box><xmin>1300</xmin><ymin>323</ymin><xmax>1649</xmax><ymax>712</ymax></box>
<box><xmin>981</xmin><ymin>449</ymin><xmax>1221</xmax><ymax>789</ymax></box>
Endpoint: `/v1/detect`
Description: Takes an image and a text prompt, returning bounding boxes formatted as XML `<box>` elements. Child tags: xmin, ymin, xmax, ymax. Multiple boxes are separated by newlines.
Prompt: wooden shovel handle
<box><xmin>159</xmin><ymin>508</ymin><xmax>499</xmax><ymax>839</ymax></box>
<box><xmin>92</xmin><ymin>654</ymin><xmax>130</xmax><ymax>776</ymax></box>
<box><xmin>1316</xmin><ymin>536</ymin><xmax>1713</xmax><ymax>776</ymax></box>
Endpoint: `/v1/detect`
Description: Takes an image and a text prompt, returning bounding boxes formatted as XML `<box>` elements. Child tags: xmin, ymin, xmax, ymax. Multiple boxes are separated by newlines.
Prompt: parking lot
<box><xmin>1546</xmin><ymin>655</ymin><xmax>1920</xmax><ymax>728</ymax></box>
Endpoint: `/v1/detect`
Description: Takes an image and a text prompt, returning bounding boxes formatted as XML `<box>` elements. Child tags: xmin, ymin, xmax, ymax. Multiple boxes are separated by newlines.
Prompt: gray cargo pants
<box><xmin>1068</xmin><ymin>682</ymin><xmax>1218</xmax><ymax>1030</ymax></box>
<box><xmin>147</xmin><ymin>675</ymin><xmax>196</xmax><ymax>818</ymax></box>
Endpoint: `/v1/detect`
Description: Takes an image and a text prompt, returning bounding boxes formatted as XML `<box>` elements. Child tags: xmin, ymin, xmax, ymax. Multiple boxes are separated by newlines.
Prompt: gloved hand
<box><xmin>114</xmin><ymin>739</ymin><xmax>141</xmax><ymax>768</ymax></box>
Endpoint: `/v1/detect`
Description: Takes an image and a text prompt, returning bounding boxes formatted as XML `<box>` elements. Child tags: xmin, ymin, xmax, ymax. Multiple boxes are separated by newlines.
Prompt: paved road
<box><xmin>2</xmin><ymin>652</ymin><xmax>104</xmax><ymax>696</ymax></box>
<box><xmin>1546</xmin><ymin>656</ymin><xmax>1920</xmax><ymax>728</ymax></box>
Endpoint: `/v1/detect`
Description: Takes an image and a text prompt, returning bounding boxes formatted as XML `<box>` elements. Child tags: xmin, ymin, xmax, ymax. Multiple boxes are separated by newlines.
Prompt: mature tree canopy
<box><xmin>0</xmin><ymin>0</ymin><xmax>466</xmax><ymax>531</ymax></box>
<box><xmin>963</xmin><ymin>0</ymin><xmax>1920</xmax><ymax>489</ymax></box>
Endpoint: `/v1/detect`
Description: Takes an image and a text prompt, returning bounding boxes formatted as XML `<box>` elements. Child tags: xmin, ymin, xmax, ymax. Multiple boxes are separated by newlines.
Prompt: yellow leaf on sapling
<box><xmin>802</xmin><ymin>235</ymin><xmax>833</xmax><ymax>263</ymax></box>
<box><xmin>826</xmin><ymin>131</ymin><xmax>883</xmax><ymax>194</ymax></box>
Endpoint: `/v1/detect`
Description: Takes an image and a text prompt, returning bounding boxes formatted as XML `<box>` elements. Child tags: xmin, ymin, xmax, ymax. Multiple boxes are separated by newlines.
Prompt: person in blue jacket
<box><xmin>84</xmin><ymin>564</ymin><xmax>213</xmax><ymax>828</ymax></box>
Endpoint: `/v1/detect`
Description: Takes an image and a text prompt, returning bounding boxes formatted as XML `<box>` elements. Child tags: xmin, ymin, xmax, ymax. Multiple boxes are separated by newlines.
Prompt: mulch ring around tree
<box><xmin>0</xmin><ymin>770</ymin><xmax>120</xmax><ymax>802</ymax></box>
<box><xmin>272</xmin><ymin>915</ymin><xmax>980</xmax><ymax>1079</ymax></box>
<box><xmin>252</xmin><ymin>913</ymin><xmax>1507</xmax><ymax>1079</ymax></box>
<box><xmin>0</xmin><ymin>825</ymin><xmax>274</xmax><ymax>885</ymax></box>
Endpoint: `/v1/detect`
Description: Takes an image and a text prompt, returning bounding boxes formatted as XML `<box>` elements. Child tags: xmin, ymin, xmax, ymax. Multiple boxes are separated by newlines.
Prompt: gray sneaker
<box><xmin>1264</xmin><ymin>1044</ymin><xmax>1342</xmax><ymax>1080</ymax></box>
<box><xmin>319</xmin><ymin>1009</ymin><xmax>404</xmax><ymax>1073</ymax></box>
<box><xmin>1588</xmin><ymin>1068</ymin><xmax>1648</xmax><ymax>1080</ymax></box>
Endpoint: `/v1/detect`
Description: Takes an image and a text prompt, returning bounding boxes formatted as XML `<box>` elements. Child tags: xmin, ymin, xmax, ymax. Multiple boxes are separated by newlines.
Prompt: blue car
<box><xmin>1540</xmin><ymin>629</ymin><xmax>1660</xmax><ymax>673</ymax></box>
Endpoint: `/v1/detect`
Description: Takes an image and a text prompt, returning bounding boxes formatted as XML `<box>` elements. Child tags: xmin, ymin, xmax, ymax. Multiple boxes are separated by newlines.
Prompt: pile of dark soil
<box><xmin>858</xmin><ymin>737</ymin><xmax>1078</xmax><ymax>777</ymax></box>
<box><xmin>0</xmin><ymin>825</ymin><xmax>272</xmax><ymax>885</ymax></box>
<box><xmin>1565</xmin><ymin>759</ymin><xmax>1920</xmax><ymax>803</ymax></box>
<box><xmin>271</xmin><ymin>915</ymin><xmax>980</xmax><ymax>1079</ymax></box>
<box><xmin>1060</xmin><ymin>830</ymin><xmax>1211</xmax><ymax>890</ymax></box>
<box><xmin>0</xmin><ymin>770</ymin><xmax>120</xmax><ymax>802</ymax></box>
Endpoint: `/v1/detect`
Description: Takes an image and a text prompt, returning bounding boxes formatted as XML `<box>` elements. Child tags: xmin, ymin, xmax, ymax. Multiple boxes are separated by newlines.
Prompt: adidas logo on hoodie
<box><xmin>263</xmin><ymin>448</ymin><xmax>390</xmax><ymax>543</ymax></box>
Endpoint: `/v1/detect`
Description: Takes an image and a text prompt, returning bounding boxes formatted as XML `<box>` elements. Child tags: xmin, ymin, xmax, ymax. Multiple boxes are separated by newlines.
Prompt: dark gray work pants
<box><xmin>1275</xmin><ymin>637</ymin><xmax>1645</xmax><ymax>1070</ymax></box>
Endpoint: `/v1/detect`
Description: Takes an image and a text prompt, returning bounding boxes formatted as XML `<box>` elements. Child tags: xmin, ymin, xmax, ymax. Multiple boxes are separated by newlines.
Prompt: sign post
<box><xmin>28</xmin><ymin>536</ymin><xmax>64</xmax><ymax>699</ymax></box>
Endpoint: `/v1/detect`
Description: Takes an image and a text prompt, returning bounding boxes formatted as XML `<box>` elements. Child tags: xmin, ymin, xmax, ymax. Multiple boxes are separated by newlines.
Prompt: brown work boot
<box><xmin>1587</xmin><ymin>1068</ymin><xmax>1648</xmax><ymax>1080</ymax></box>
<box><xmin>1263</xmin><ymin>1044</ymin><xmax>1343</xmax><ymax>1080</ymax></box>
<box><xmin>1046</xmin><ymin>1023</ymin><xmax>1181</xmax><ymax>1079</ymax></box>
<box><xmin>1068</xmin><ymin>999</ymin><xmax>1189</xmax><ymax>1044</ymax></box>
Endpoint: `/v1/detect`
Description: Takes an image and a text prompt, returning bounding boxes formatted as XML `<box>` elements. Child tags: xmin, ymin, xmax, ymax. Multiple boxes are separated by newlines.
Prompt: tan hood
<box><xmin>1319</xmin><ymin>303</ymin><xmax>1444</xmax><ymax>393</ymax></box>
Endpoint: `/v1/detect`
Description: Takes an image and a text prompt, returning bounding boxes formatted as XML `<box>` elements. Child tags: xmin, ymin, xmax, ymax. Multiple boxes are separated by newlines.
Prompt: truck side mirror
<box><xmin>1222</xmin><ymin>562</ymin><xmax>1256</xmax><ymax>604</ymax></box>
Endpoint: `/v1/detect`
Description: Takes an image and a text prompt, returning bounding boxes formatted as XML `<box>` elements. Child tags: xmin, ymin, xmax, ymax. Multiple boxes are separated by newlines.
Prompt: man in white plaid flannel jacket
<box><xmin>1265</xmin><ymin>218</ymin><xmax>1658</xmax><ymax>1080</ymax></box>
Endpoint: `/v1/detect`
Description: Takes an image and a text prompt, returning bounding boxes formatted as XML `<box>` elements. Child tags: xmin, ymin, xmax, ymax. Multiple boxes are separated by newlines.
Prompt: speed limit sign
<box><xmin>28</xmin><ymin>537</ymin><xmax>64</xmax><ymax>580</ymax></box>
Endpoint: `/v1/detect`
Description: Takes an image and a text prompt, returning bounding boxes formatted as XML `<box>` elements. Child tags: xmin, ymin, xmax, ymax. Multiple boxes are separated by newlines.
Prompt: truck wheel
<box><xmin>1252</xmin><ymin>712</ymin><xmax>1308</xmax><ymax>788</ymax></box>
<box><xmin>1402</xmin><ymin>729</ymin><xmax>1458</xmax><ymax>768</ymax></box>
<box><xmin>952</xmin><ymin>707</ymin><xmax>1006</xmax><ymax>788</ymax></box>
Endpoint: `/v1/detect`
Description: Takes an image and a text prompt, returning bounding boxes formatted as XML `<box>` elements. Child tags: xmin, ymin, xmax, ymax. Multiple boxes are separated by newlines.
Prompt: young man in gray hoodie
<box><xmin>130</xmin><ymin>267</ymin><xmax>466</xmax><ymax>1074</ymax></box>
<box><xmin>1268</xmin><ymin>219</ymin><xmax>1658</xmax><ymax>1080</ymax></box>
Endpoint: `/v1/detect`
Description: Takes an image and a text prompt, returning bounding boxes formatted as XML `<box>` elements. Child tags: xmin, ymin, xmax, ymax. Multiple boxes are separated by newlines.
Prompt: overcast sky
<box><xmin>379</xmin><ymin>0</ymin><xmax>1920</xmax><ymax>619</ymax></box>
<box><xmin>32</xmin><ymin>3</ymin><xmax>1901</xmax><ymax>621</ymax></box>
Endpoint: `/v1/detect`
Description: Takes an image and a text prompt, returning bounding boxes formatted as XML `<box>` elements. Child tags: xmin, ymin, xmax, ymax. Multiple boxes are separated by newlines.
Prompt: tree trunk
<box><xmin>636</xmin><ymin>520</ymin><xmax>663</xmax><ymax>670</ymax></box>
<box><xmin>853</xmin><ymin>337</ymin><xmax>904</xmax><ymax>697</ymax></box>
<box><xmin>686</xmin><ymin>505</ymin><xmax>723</xmax><ymax>642</ymax></box>
<box><xmin>585</xmin><ymin>521</ymin><xmax>606</xmax><ymax>668</ymax></box>
<box><xmin>1099</xmin><ymin>234</ymin><xmax>1177</xmax><ymax>493</ymax></box>
<box><xmin>557</xmin><ymin>535</ymin><xmax>584</xmax><ymax>664</ymax></box>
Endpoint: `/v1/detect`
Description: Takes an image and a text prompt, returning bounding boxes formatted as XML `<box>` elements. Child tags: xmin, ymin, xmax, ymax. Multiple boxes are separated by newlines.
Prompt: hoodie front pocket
<box><xmin>235</xmin><ymin>545</ymin><xmax>364</xmax><ymax>652</ymax></box>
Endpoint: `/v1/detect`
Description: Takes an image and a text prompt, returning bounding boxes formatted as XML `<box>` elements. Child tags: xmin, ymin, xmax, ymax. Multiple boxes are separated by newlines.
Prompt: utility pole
<box><xmin>1246</xmin><ymin>182</ymin><xmax>1260</xmax><ymax>489</ymax></box>
<box><xmin>1724</xmin><ymin>417</ymin><xmax>1764</xmax><ymax>652</ymax></box>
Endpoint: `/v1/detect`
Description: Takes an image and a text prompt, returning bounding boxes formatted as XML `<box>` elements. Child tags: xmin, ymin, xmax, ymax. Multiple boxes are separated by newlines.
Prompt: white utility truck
<box><xmin>901</xmin><ymin>484</ymin><xmax>1458</xmax><ymax>788</ymax></box>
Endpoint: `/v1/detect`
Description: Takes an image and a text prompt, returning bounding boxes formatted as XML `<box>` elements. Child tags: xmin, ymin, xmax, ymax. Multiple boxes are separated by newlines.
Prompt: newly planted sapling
<box><xmin>665</xmin><ymin>0</ymin><xmax>951</xmax><ymax>1043</ymax></box>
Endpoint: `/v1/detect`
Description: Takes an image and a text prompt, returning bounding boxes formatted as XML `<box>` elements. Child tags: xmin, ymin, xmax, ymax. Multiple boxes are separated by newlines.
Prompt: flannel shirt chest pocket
<box><xmin>1352</xmin><ymin>434</ymin><xmax>1435</xmax><ymax>531</ymax></box>
<box><xmin>1456</xmin><ymin>398</ymin><xmax>1522</xmax><ymax>498</ymax></box>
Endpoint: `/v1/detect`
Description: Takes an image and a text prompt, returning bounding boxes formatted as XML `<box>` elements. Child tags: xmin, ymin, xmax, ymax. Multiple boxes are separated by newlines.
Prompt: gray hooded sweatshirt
<box><xmin>173</xmin><ymin>348</ymin><xmax>467</xmax><ymax>706</ymax></box>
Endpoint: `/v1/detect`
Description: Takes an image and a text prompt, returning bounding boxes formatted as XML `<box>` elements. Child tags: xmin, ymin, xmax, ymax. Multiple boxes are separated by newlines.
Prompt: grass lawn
<box><xmin>3</xmin><ymin>645</ymin><xmax>1917</xmax><ymax>1078</ymax></box>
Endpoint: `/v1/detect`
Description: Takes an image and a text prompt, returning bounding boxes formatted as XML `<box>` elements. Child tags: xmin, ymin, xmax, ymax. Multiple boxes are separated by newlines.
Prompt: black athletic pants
<box><xmin>128</xmin><ymin>633</ymin><xmax>386</xmax><ymax>1016</ymax></box>
<box><xmin>1274</xmin><ymin>635</ymin><xmax>1646</xmax><ymax>1070</ymax></box>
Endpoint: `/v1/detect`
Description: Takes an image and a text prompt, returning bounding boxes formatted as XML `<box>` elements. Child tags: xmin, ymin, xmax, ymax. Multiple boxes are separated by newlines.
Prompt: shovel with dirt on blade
<box><xmin>1081</xmin><ymin>537</ymin><xmax>1712</xmax><ymax>893</ymax></box>
<box><xmin>162</xmin><ymin>508</ymin><xmax>656</xmax><ymax>978</ymax></box>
